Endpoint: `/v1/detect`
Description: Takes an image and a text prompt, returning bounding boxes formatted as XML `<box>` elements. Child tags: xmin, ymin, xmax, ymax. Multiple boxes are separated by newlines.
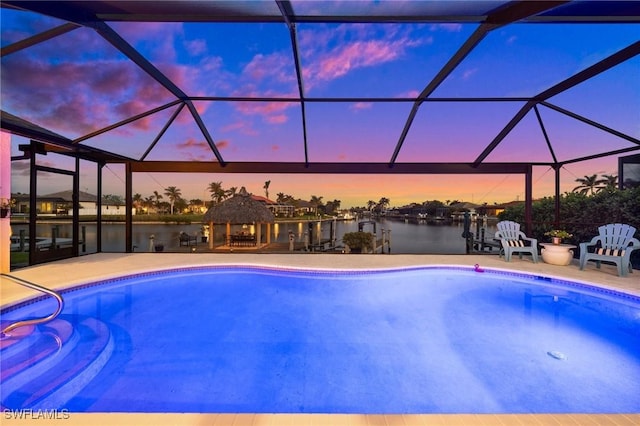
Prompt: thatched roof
<box><xmin>203</xmin><ymin>187</ymin><xmax>275</xmax><ymax>224</ymax></box>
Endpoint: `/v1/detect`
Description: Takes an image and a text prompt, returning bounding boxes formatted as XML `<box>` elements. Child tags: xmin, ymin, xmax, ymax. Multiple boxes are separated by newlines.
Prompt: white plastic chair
<box><xmin>579</xmin><ymin>223</ymin><xmax>639</xmax><ymax>277</ymax></box>
<box><xmin>495</xmin><ymin>220</ymin><xmax>539</xmax><ymax>263</ymax></box>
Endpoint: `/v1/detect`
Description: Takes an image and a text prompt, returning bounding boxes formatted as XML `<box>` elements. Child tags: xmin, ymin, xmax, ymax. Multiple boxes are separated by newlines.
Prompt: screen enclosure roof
<box><xmin>1</xmin><ymin>0</ymin><xmax>639</xmax><ymax>175</ymax></box>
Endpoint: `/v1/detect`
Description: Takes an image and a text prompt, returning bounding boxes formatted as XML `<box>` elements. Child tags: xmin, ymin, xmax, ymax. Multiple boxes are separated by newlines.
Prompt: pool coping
<box><xmin>3</xmin><ymin>262</ymin><xmax>639</xmax><ymax>314</ymax></box>
<box><xmin>1</xmin><ymin>253</ymin><xmax>639</xmax><ymax>425</ymax></box>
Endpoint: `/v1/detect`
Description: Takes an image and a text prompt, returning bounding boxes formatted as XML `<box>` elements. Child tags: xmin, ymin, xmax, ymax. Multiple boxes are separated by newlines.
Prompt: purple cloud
<box><xmin>1</xmin><ymin>30</ymin><xmax>175</xmax><ymax>138</ymax></box>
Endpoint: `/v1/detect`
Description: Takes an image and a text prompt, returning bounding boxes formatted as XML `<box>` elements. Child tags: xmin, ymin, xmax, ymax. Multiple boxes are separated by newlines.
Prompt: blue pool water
<box><xmin>1</xmin><ymin>266</ymin><xmax>639</xmax><ymax>413</ymax></box>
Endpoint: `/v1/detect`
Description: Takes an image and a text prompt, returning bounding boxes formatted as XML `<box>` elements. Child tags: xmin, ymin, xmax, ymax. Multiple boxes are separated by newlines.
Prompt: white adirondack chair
<box><xmin>495</xmin><ymin>220</ymin><xmax>539</xmax><ymax>263</ymax></box>
<box><xmin>579</xmin><ymin>223</ymin><xmax>639</xmax><ymax>277</ymax></box>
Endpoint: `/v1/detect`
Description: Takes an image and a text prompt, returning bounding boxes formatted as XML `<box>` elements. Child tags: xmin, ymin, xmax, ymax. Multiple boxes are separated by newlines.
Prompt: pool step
<box><xmin>0</xmin><ymin>319</ymin><xmax>75</xmax><ymax>382</ymax></box>
<box><xmin>0</xmin><ymin>316</ymin><xmax>114</xmax><ymax>410</ymax></box>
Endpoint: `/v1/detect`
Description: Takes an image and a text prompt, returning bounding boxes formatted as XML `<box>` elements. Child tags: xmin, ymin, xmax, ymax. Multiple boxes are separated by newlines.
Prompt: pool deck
<box><xmin>1</xmin><ymin>253</ymin><xmax>639</xmax><ymax>425</ymax></box>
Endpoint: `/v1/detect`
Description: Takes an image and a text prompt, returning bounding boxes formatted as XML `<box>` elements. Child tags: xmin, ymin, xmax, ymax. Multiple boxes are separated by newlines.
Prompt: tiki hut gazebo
<box><xmin>202</xmin><ymin>187</ymin><xmax>275</xmax><ymax>249</ymax></box>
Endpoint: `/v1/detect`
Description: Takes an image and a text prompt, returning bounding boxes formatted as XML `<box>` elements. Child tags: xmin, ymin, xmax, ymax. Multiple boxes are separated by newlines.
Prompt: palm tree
<box><xmin>573</xmin><ymin>174</ymin><xmax>603</xmax><ymax>195</ymax></box>
<box><xmin>377</xmin><ymin>197</ymin><xmax>390</xmax><ymax>213</ymax></box>
<box><xmin>132</xmin><ymin>193</ymin><xmax>143</xmax><ymax>214</ymax></box>
<box><xmin>366</xmin><ymin>200</ymin><xmax>376</xmax><ymax>211</ymax></box>
<box><xmin>598</xmin><ymin>174</ymin><xmax>618</xmax><ymax>192</ymax></box>
<box><xmin>103</xmin><ymin>194</ymin><xmax>124</xmax><ymax>206</ymax></box>
<box><xmin>164</xmin><ymin>186</ymin><xmax>182</xmax><ymax>215</ymax></box>
<box><xmin>309</xmin><ymin>195</ymin><xmax>323</xmax><ymax>216</ymax></box>
<box><xmin>143</xmin><ymin>196</ymin><xmax>154</xmax><ymax>213</ymax></box>
<box><xmin>225</xmin><ymin>186</ymin><xmax>238</xmax><ymax>199</ymax></box>
<box><xmin>277</xmin><ymin>193</ymin><xmax>295</xmax><ymax>204</ymax></box>
<box><xmin>152</xmin><ymin>191</ymin><xmax>163</xmax><ymax>211</ymax></box>
<box><xmin>263</xmin><ymin>180</ymin><xmax>271</xmax><ymax>199</ymax></box>
<box><xmin>208</xmin><ymin>181</ymin><xmax>227</xmax><ymax>204</ymax></box>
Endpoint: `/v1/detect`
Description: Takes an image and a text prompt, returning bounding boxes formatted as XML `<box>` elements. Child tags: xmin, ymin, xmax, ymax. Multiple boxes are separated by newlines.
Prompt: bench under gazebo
<box><xmin>202</xmin><ymin>187</ymin><xmax>275</xmax><ymax>250</ymax></box>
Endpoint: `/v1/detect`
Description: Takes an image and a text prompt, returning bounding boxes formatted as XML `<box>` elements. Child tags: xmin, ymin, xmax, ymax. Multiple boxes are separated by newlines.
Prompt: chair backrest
<box><xmin>496</xmin><ymin>220</ymin><xmax>523</xmax><ymax>240</ymax></box>
<box><xmin>597</xmin><ymin>223</ymin><xmax>637</xmax><ymax>250</ymax></box>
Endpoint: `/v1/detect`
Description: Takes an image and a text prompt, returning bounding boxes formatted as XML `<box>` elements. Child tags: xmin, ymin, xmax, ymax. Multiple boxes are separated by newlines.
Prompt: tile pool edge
<box><xmin>3</xmin><ymin>262</ymin><xmax>639</xmax><ymax>314</ymax></box>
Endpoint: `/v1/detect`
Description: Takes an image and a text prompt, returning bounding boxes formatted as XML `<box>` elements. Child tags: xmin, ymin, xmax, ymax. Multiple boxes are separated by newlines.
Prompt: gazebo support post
<box><xmin>208</xmin><ymin>221</ymin><xmax>214</xmax><ymax>249</ymax></box>
<box><xmin>256</xmin><ymin>222</ymin><xmax>262</xmax><ymax>247</ymax></box>
<box><xmin>266</xmin><ymin>223</ymin><xmax>271</xmax><ymax>244</ymax></box>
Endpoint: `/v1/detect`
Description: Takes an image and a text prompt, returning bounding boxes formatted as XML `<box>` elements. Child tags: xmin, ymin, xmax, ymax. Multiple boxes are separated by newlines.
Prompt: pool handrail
<box><xmin>0</xmin><ymin>273</ymin><xmax>65</xmax><ymax>337</ymax></box>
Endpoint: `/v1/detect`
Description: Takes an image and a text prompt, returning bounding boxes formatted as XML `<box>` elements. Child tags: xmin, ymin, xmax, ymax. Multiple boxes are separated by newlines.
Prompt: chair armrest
<box><xmin>580</xmin><ymin>235</ymin><xmax>601</xmax><ymax>249</ymax></box>
<box><xmin>522</xmin><ymin>237</ymin><xmax>537</xmax><ymax>246</ymax></box>
<box><xmin>628</xmin><ymin>237</ymin><xmax>640</xmax><ymax>251</ymax></box>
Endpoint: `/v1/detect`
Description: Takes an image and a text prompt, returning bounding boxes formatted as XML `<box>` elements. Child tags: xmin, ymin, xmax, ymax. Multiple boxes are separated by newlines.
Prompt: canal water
<box><xmin>11</xmin><ymin>218</ymin><xmax>498</xmax><ymax>255</ymax></box>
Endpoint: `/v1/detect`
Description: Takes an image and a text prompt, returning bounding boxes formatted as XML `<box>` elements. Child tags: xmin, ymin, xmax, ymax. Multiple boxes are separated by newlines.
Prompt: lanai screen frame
<box><xmin>2</xmin><ymin>1</ymin><xmax>640</xmax><ymax>255</ymax></box>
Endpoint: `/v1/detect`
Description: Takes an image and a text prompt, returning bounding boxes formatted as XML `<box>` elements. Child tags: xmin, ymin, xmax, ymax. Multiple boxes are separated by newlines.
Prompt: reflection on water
<box><xmin>10</xmin><ymin>219</ymin><xmax>496</xmax><ymax>254</ymax></box>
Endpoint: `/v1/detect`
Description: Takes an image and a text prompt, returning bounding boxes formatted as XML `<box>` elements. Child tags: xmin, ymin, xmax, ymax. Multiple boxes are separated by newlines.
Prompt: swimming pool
<box><xmin>1</xmin><ymin>265</ymin><xmax>639</xmax><ymax>413</ymax></box>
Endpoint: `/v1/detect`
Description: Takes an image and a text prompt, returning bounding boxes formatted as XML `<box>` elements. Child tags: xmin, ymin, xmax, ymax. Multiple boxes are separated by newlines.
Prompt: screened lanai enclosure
<box><xmin>1</xmin><ymin>1</ymin><xmax>639</xmax><ymax>267</ymax></box>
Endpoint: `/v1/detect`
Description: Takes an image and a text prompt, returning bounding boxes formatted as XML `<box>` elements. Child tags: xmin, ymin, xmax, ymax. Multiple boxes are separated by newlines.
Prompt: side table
<box><xmin>540</xmin><ymin>243</ymin><xmax>577</xmax><ymax>266</ymax></box>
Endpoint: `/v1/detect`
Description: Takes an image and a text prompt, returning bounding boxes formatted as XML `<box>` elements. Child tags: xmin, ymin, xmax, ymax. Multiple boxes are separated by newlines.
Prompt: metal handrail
<box><xmin>0</xmin><ymin>273</ymin><xmax>65</xmax><ymax>337</ymax></box>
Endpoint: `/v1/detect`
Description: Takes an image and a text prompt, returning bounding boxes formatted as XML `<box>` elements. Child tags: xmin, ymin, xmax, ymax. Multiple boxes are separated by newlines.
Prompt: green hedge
<box><xmin>498</xmin><ymin>187</ymin><xmax>640</xmax><ymax>266</ymax></box>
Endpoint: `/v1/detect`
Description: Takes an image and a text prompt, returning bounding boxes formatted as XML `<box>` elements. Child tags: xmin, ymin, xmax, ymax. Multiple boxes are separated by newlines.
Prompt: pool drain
<box><xmin>547</xmin><ymin>350</ymin><xmax>567</xmax><ymax>360</ymax></box>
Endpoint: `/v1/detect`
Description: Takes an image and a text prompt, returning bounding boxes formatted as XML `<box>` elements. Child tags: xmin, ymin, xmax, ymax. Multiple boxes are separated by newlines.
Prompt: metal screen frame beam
<box><xmin>130</xmin><ymin>161</ymin><xmax>532</xmax><ymax>174</ymax></box>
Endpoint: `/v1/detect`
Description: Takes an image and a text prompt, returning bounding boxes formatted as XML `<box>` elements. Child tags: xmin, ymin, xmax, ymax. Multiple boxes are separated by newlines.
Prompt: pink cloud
<box><xmin>220</xmin><ymin>122</ymin><xmax>245</xmax><ymax>132</ymax></box>
<box><xmin>266</xmin><ymin>115</ymin><xmax>287</xmax><ymax>124</ymax></box>
<box><xmin>112</xmin><ymin>22</ymin><xmax>183</xmax><ymax>62</ymax></box>
<box><xmin>176</xmin><ymin>138</ymin><xmax>210</xmax><ymax>151</ymax></box>
<box><xmin>215</xmin><ymin>140</ymin><xmax>230</xmax><ymax>149</ymax></box>
<box><xmin>1</xmin><ymin>39</ymin><xmax>175</xmax><ymax>137</ymax></box>
<box><xmin>113</xmin><ymin>21</ymin><xmax>230</xmax><ymax>98</ymax></box>
<box><xmin>396</xmin><ymin>90</ymin><xmax>420</xmax><ymax>98</ymax></box>
<box><xmin>300</xmin><ymin>24</ymin><xmax>427</xmax><ymax>89</ymax></box>
<box><xmin>113</xmin><ymin>22</ymin><xmax>182</xmax><ymax>43</ymax></box>
<box><xmin>314</xmin><ymin>40</ymin><xmax>401</xmax><ymax>81</ymax></box>
<box><xmin>350</xmin><ymin>102</ymin><xmax>372</xmax><ymax>111</ymax></box>
<box><xmin>233</xmin><ymin>99</ymin><xmax>294</xmax><ymax>126</ymax></box>
<box><xmin>243</xmin><ymin>52</ymin><xmax>293</xmax><ymax>84</ymax></box>
<box><xmin>462</xmin><ymin>68</ymin><xmax>478</xmax><ymax>80</ymax></box>
<box><xmin>220</xmin><ymin>120</ymin><xmax>259</xmax><ymax>136</ymax></box>
<box><xmin>271</xmin><ymin>145</ymin><xmax>280</xmax><ymax>151</ymax></box>
<box><xmin>185</xmin><ymin>39</ymin><xmax>207</xmax><ymax>56</ymax></box>
<box><xmin>430</xmin><ymin>23</ymin><xmax>463</xmax><ymax>32</ymax></box>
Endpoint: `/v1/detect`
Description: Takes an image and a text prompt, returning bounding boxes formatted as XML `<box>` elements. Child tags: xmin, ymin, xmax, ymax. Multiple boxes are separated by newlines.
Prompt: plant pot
<box><xmin>201</xmin><ymin>236</ymin><xmax>208</xmax><ymax>243</ymax></box>
<box><xmin>552</xmin><ymin>237</ymin><xmax>562</xmax><ymax>245</ymax></box>
<box><xmin>154</xmin><ymin>244</ymin><xmax>164</xmax><ymax>252</ymax></box>
<box><xmin>0</xmin><ymin>208</ymin><xmax>8</xmax><ymax>218</ymax></box>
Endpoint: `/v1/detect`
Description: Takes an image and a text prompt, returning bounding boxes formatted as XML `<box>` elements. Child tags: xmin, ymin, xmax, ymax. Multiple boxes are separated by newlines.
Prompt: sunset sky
<box><xmin>2</xmin><ymin>2</ymin><xmax>638</xmax><ymax>208</ymax></box>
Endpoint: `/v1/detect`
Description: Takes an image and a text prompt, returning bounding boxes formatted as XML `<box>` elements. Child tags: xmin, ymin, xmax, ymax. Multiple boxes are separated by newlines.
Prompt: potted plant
<box><xmin>342</xmin><ymin>231</ymin><xmax>374</xmax><ymax>253</ymax></box>
<box><xmin>0</xmin><ymin>198</ymin><xmax>15</xmax><ymax>218</ymax></box>
<box><xmin>201</xmin><ymin>225</ymin><xmax>210</xmax><ymax>243</ymax></box>
<box><xmin>544</xmin><ymin>229</ymin><xmax>573</xmax><ymax>245</ymax></box>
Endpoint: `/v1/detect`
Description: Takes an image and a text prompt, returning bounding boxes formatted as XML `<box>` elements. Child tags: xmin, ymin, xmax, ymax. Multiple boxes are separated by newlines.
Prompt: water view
<box><xmin>10</xmin><ymin>219</ymin><xmax>498</xmax><ymax>255</ymax></box>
